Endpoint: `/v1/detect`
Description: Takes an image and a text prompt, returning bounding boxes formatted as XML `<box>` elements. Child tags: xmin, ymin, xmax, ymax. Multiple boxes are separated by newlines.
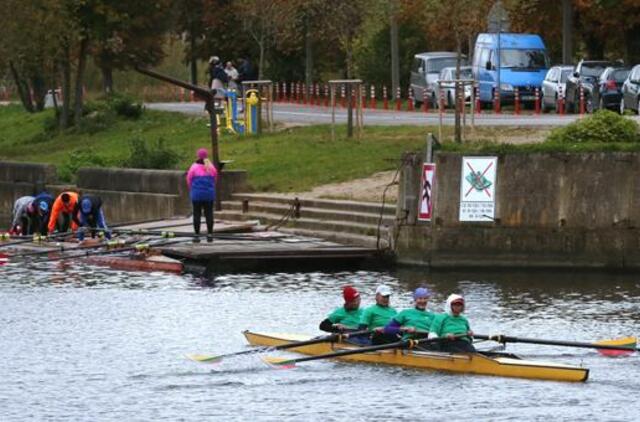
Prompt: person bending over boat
<box><xmin>428</xmin><ymin>294</ymin><xmax>475</xmax><ymax>353</ymax></box>
<box><xmin>186</xmin><ymin>148</ymin><xmax>218</xmax><ymax>243</ymax></box>
<box><xmin>384</xmin><ymin>287</ymin><xmax>435</xmax><ymax>341</ymax></box>
<box><xmin>74</xmin><ymin>195</ymin><xmax>111</xmax><ymax>241</ymax></box>
<box><xmin>319</xmin><ymin>285</ymin><xmax>363</xmax><ymax>333</ymax></box>
<box><xmin>32</xmin><ymin>191</ymin><xmax>54</xmax><ymax>235</ymax></box>
<box><xmin>9</xmin><ymin>195</ymin><xmax>35</xmax><ymax>235</ymax></box>
<box><xmin>359</xmin><ymin>284</ymin><xmax>397</xmax><ymax>345</ymax></box>
<box><xmin>48</xmin><ymin>192</ymin><xmax>79</xmax><ymax>234</ymax></box>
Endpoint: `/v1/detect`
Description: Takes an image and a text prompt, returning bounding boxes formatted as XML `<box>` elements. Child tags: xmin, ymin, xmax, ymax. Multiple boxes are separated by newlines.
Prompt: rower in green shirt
<box><xmin>428</xmin><ymin>293</ymin><xmax>475</xmax><ymax>353</ymax></box>
<box><xmin>384</xmin><ymin>287</ymin><xmax>435</xmax><ymax>341</ymax></box>
<box><xmin>359</xmin><ymin>284</ymin><xmax>397</xmax><ymax>345</ymax></box>
<box><xmin>319</xmin><ymin>285</ymin><xmax>363</xmax><ymax>333</ymax></box>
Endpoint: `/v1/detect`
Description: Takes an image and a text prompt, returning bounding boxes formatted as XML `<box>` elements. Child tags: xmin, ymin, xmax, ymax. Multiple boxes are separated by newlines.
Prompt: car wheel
<box><xmin>447</xmin><ymin>92</ymin><xmax>452</xmax><ymax>108</ymax></box>
<box><xmin>413</xmin><ymin>97</ymin><xmax>422</xmax><ymax>109</ymax></box>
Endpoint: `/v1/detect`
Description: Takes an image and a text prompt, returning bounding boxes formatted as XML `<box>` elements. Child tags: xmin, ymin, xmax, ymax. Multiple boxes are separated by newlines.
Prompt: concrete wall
<box><xmin>0</xmin><ymin>162</ymin><xmax>247</xmax><ymax>226</ymax></box>
<box><xmin>394</xmin><ymin>151</ymin><xmax>640</xmax><ymax>269</ymax></box>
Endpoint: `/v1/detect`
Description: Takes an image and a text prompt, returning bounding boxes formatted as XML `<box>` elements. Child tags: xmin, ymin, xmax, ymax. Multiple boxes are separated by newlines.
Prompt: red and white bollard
<box><xmin>475</xmin><ymin>85</ymin><xmax>481</xmax><ymax>114</ymax></box>
<box><xmin>370</xmin><ymin>85</ymin><xmax>376</xmax><ymax>109</ymax></box>
<box><xmin>407</xmin><ymin>87</ymin><xmax>414</xmax><ymax>111</ymax></box>
<box><xmin>558</xmin><ymin>86</ymin><xmax>565</xmax><ymax>115</ymax></box>
<box><xmin>514</xmin><ymin>87</ymin><xmax>521</xmax><ymax>115</ymax></box>
<box><xmin>275</xmin><ymin>83</ymin><xmax>280</xmax><ymax>102</ymax></box>
<box><xmin>579</xmin><ymin>84</ymin><xmax>585</xmax><ymax>116</ymax></box>
<box><xmin>383</xmin><ymin>86</ymin><xmax>389</xmax><ymax>110</ymax></box>
<box><xmin>422</xmin><ymin>89</ymin><xmax>429</xmax><ymax>113</ymax></box>
<box><xmin>361</xmin><ymin>85</ymin><xmax>367</xmax><ymax>109</ymax></box>
<box><xmin>534</xmin><ymin>87</ymin><xmax>541</xmax><ymax>115</ymax></box>
<box><xmin>395</xmin><ymin>86</ymin><xmax>402</xmax><ymax>111</ymax></box>
<box><xmin>324</xmin><ymin>84</ymin><xmax>329</xmax><ymax>107</ymax></box>
<box><xmin>302</xmin><ymin>83</ymin><xmax>308</xmax><ymax>105</ymax></box>
<box><xmin>439</xmin><ymin>88</ymin><xmax>445</xmax><ymax>117</ymax></box>
<box><xmin>493</xmin><ymin>89</ymin><xmax>501</xmax><ymax>114</ymax></box>
<box><xmin>315</xmin><ymin>83</ymin><xmax>321</xmax><ymax>106</ymax></box>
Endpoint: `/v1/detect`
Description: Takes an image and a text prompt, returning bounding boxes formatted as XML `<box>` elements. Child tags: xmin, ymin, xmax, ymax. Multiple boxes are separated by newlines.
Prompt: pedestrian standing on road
<box><xmin>186</xmin><ymin>148</ymin><xmax>218</xmax><ymax>243</ymax></box>
<box><xmin>208</xmin><ymin>56</ymin><xmax>228</xmax><ymax>98</ymax></box>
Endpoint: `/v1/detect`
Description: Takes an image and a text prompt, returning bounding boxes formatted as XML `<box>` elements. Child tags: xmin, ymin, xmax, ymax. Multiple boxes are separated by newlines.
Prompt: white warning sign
<box><xmin>459</xmin><ymin>156</ymin><xmax>497</xmax><ymax>222</ymax></box>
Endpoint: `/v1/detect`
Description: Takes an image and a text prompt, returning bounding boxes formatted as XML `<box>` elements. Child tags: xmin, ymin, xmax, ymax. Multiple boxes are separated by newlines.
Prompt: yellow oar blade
<box><xmin>185</xmin><ymin>354</ymin><xmax>222</xmax><ymax>363</ymax></box>
<box><xmin>595</xmin><ymin>336</ymin><xmax>637</xmax><ymax>357</ymax></box>
<box><xmin>262</xmin><ymin>356</ymin><xmax>296</xmax><ymax>369</ymax></box>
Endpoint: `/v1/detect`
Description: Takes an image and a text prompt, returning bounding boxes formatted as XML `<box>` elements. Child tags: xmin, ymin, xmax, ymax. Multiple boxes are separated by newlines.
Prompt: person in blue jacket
<box><xmin>32</xmin><ymin>191</ymin><xmax>54</xmax><ymax>235</ymax></box>
<box><xmin>74</xmin><ymin>195</ymin><xmax>111</xmax><ymax>241</ymax></box>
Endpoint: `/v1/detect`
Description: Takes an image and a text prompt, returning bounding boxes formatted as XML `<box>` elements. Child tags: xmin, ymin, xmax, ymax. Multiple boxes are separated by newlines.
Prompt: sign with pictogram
<box><xmin>459</xmin><ymin>156</ymin><xmax>497</xmax><ymax>221</ymax></box>
<box><xmin>418</xmin><ymin>163</ymin><xmax>436</xmax><ymax>221</ymax></box>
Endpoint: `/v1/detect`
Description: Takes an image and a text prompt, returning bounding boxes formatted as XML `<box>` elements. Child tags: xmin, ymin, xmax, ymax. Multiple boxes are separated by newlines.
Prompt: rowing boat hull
<box><xmin>244</xmin><ymin>331</ymin><xmax>589</xmax><ymax>383</ymax></box>
<box><xmin>86</xmin><ymin>255</ymin><xmax>183</xmax><ymax>273</ymax></box>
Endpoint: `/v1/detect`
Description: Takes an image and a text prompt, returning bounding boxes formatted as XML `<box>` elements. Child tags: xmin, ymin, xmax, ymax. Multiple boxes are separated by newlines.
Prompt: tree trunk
<box><xmin>345</xmin><ymin>38</ymin><xmax>353</xmax><ymax>79</ymax></box>
<box><xmin>74</xmin><ymin>37</ymin><xmax>89</xmax><ymax>124</ymax></box>
<box><xmin>101</xmin><ymin>65</ymin><xmax>114</xmax><ymax>94</ymax></box>
<box><xmin>562</xmin><ymin>0</ymin><xmax>573</xmax><ymax>64</ymax></box>
<box><xmin>389</xmin><ymin>0</ymin><xmax>400</xmax><ymax>99</ymax></box>
<box><xmin>9</xmin><ymin>62</ymin><xmax>34</xmax><ymax>113</ymax></box>
<box><xmin>60</xmin><ymin>44</ymin><xmax>72</xmax><ymax>129</ymax></box>
<box><xmin>189</xmin><ymin>27</ymin><xmax>198</xmax><ymax>85</ymax></box>
<box><xmin>454</xmin><ymin>37</ymin><xmax>462</xmax><ymax>144</ymax></box>
<box><xmin>304</xmin><ymin>18</ymin><xmax>313</xmax><ymax>101</ymax></box>
<box><xmin>31</xmin><ymin>74</ymin><xmax>47</xmax><ymax>112</ymax></box>
<box><xmin>258</xmin><ymin>39</ymin><xmax>265</xmax><ymax>80</ymax></box>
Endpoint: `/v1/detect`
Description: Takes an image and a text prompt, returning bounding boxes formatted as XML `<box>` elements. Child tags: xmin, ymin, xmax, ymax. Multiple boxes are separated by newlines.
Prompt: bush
<box><xmin>122</xmin><ymin>137</ymin><xmax>180</xmax><ymax>169</ymax></box>
<box><xmin>105</xmin><ymin>93</ymin><xmax>144</xmax><ymax>119</ymax></box>
<box><xmin>74</xmin><ymin>110</ymin><xmax>116</xmax><ymax>135</ymax></box>
<box><xmin>546</xmin><ymin>110</ymin><xmax>640</xmax><ymax>144</ymax></box>
<box><xmin>57</xmin><ymin>147</ymin><xmax>109</xmax><ymax>182</ymax></box>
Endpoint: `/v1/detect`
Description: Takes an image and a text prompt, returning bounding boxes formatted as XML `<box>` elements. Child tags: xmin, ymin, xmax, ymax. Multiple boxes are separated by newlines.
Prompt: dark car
<box><xmin>594</xmin><ymin>67</ymin><xmax>630</xmax><ymax>111</ymax></box>
<box><xmin>620</xmin><ymin>64</ymin><xmax>640</xmax><ymax>115</ymax></box>
<box><xmin>565</xmin><ymin>60</ymin><xmax>617</xmax><ymax>113</ymax></box>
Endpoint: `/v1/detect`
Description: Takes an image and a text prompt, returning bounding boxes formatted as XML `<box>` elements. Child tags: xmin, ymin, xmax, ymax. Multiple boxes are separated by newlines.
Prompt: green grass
<box><xmin>3</xmin><ymin>104</ymin><xmax>637</xmax><ymax>192</ymax></box>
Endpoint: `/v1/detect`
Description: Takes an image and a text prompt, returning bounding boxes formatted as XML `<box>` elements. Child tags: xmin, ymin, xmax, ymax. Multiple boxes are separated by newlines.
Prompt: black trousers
<box><xmin>192</xmin><ymin>200</ymin><xmax>214</xmax><ymax>235</ymax></box>
<box><xmin>437</xmin><ymin>339</ymin><xmax>476</xmax><ymax>353</ymax></box>
<box><xmin>56</xmin><ymin>213</ymin><xmax>72</xmax><ymax>233</ymax></box>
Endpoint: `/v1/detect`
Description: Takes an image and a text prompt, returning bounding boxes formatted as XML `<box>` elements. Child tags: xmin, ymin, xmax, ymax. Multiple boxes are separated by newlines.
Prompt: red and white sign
<box><xmin>418</xmin><ymin>163</ymin><xmax>436</xmax><ymax>221</ymax></box>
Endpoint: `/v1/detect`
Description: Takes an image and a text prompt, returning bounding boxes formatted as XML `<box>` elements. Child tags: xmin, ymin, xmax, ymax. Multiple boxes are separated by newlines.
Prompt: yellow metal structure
<box><xmin>244</xmin><ymin>331</ymin><xmax>589</xmax><ymax>383</ymax></box>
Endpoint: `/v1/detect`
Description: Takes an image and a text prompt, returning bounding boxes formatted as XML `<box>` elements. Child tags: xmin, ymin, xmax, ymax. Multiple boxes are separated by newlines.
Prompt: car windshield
<box><xmin>441</xmin><ymin>68</ymin><xmax>473</xmax><ymax>80</ymax></box>
<box><xmin>612</xmin><ymin>69</ymin><xmax>630</xmax><ymax>82</ymax></box>
<box><xmin>499</xmin><ymin>49</ymin><xmax>548</xmax><ymax>69</ymax></box>
<box><xmin>427</xmin><ymin>58</ymin><xmax>458</xmax><ymax>73</ymax></box>
<box><xmin>560</xmin><ymin>70</ymin><xmax>572</xmax><ymax>82</ymax></box>
<box><xmin>581</xmin><ymin>64</ymin><xmax>610</xmax><ymax>78</ymax></box>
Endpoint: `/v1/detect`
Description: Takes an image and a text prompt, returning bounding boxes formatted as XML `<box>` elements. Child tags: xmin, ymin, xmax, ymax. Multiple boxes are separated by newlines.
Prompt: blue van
<box><xmin>473</xmin><ymin>33</ymin><xmax>550</xmax><ymax>104</ymax></box>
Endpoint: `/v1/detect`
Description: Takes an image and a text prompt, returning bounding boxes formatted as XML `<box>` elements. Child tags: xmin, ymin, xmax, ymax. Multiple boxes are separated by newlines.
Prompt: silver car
<box><xmin>410</xmin><ymin>52</ymin><xmax>467</xmax><ymax>107</ymax></box>
<box><xmin>434</xmin><ymin>66</ymin><xmax>473</xmax><ymax>108</ymax></box>
<box><xmin>540</xmin><ymin>65</ymin><xmax>574</xmax><ymax>112</ymax></box>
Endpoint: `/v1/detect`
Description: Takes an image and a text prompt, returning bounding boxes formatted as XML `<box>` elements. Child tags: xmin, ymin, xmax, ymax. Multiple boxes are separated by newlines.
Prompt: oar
<box><xmin>8</xmin><ymin>238</ymin><xmax>136</xmax><ymax>259</ymax></box>
<box><xmin>186</xmin><ymin>330</ymin><xmax>371</xmax><ymax>363</ymax></box>
<box><xmin>475</xmin><ymin>334</ymin><xmax>639</xmax><ymax>355</ymax></box>
<box><xmin>0</xmin><ymin>231</ymin><xmax>72</xmax><ymax>249</ymax></box>
<box><xmin>263</xmin><ymin>334</ymin><xmax>466</xmax><ymax>368</ymax></box>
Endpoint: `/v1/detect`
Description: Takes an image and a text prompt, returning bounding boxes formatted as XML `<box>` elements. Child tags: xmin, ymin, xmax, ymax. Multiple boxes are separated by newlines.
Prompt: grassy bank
<box><xmin>4</xmin><ymin>104</ymin><xmax>635</xmax><ymax>192</ymax></box>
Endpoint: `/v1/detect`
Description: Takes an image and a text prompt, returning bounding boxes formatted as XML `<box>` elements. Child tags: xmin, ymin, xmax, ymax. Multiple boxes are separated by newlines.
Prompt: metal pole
<box><xmin>331</xmin><ymin>84</ymin><xmax>336</xmax><ymax>141</ymax></box>
<box><xmin>347</xmin><ymin>84</ymin><xmax>353</xmax><ymax>138</ymax></box>
<box><xmin>497</xmin><ymin>28</ymin><xmax>501</xmax><ymax>106</ymax></box>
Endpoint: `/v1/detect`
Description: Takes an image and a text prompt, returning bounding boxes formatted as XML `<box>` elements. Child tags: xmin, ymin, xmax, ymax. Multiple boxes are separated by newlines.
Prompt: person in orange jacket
<box><xmin>48</xmin><ymin>192</ymin><xmax>79</xmax><ymax>234</ymax></box>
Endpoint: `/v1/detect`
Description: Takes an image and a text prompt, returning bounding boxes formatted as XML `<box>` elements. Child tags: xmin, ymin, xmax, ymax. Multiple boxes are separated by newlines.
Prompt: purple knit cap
<box><xmin>197</xmin><ymin>148</ymin><xmax>208</xmax><ymax>159</ymax></box>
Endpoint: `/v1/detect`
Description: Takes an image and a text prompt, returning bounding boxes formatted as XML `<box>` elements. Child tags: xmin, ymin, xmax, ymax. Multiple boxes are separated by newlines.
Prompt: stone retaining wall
<box><xmin>394</xmin><ymin>151</ymin><xmax>640</xmax><ymax>269</ymax></box>
<box><xmin>0</xmin><ymin>162</ymin><xmax>247</xmax><ymax>226</ymax></box>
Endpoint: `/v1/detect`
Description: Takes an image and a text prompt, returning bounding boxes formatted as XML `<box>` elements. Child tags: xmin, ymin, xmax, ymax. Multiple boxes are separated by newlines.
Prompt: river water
<box><xmin>1</xmin><ymin>261</ymin><xmax>638</xmax><ymax>421</ymax></box>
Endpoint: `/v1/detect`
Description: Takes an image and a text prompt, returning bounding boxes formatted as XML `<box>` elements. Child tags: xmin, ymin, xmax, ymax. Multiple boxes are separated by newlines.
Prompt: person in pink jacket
<box><xmin>186</xmin><ymin>148</ymin><xmax>218</xmax><ymax>242</ymax></box>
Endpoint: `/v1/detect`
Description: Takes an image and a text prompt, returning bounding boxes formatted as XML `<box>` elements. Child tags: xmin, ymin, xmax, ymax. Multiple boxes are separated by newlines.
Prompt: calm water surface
<box><xmin>1</xmin><ymin>261</ymin><xmax>639</xmax><ymax>421</ymax></box>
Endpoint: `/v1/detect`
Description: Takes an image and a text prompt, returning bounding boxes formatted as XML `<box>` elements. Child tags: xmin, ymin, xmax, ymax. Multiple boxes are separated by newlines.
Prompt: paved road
<box><xmin>147</xmin><ymin>101</ymin><xmax>640</xmax><ymax>127</ymax></box>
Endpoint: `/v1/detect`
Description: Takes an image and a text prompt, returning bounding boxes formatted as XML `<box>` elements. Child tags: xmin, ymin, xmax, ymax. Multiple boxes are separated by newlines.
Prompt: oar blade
<box><xmin>185</xmin><ymin>353</ymin><xmax>223</xmax><ymax>364</ymax></box>
<box><xmin>595</xmin><ymin>337</ymin><xmax>637</xmax><ymax>357</ymax></box>
<box><xmin>262</xmin><ymin>356</ymin><xmax>296</xmax><ymax>369</ymax></box>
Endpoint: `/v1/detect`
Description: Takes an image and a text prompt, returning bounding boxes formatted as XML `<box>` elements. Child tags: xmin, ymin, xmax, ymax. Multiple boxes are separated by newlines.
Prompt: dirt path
<box><xmin>286</xmin><ymin>171</ymin><xmax>399</xmax><ymax>203</ymax></box>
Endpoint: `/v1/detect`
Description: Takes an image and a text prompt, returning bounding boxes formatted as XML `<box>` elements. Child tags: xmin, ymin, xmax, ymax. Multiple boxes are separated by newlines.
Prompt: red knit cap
<box><xmin>343</xmin><ymin>285</ymin><xmax>360</xmax><ymax>302</ymax></box>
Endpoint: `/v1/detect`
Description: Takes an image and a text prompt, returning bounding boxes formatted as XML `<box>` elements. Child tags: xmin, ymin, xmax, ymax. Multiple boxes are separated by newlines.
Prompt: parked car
<box><xmin>540</xmin><ymin>65</ymin><xmax>573</xmax><ymax>112</ymax></box>
<box><xmin>564</xmin><ymin>60</ymin><xmax>617</xmax><ymax>113</ymax></box>
<box><xmin>410</xmin><ymin>52</ymin><xmax>467</xmax><ymax>107</ymax></box>
<box><xmin>472</xmin><ymin>33</ymin><xmax>550</xmax><ymax>104</ymax></box>
<box><xmin>593</xmin><ymin>67</ymin><xmax>631</xmax><ymax>111</ymax></box>
<box><xmin>435</xmin><ymin>66</ymin><xmax>474</xmax><ymax>107</ymax></box>
<box><xmin>620</xmin><ymin>64</ymin><xmax>640</xmax><ymax>115</ymax></box>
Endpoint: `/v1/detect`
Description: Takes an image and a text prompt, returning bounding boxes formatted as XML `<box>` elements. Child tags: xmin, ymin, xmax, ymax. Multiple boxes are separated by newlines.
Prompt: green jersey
<box><xmin>394</xmin><ymin>308</ymin><xmax>435</xmax><ymax>339</ymax></box>
<box><xmin>360</xmin><ymin>304</ymin><xmax>397</xmax><ymax>329</ymax></box>
<box><xmin>327</xmin><ymin>306</ymin><xmax>363</xmax><ymax>329</ymax></box>
<box><xmin>429</xmin><ymin>313</ymin><xmax>472</xmax><ymax>342</ymax></box>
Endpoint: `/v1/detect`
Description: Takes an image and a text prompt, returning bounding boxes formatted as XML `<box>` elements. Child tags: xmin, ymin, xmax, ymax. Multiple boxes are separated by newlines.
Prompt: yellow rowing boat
<box><xmin>244</xmin><ymin>331</ymin><xmax>589</xmax><ymax>383</ymax></box>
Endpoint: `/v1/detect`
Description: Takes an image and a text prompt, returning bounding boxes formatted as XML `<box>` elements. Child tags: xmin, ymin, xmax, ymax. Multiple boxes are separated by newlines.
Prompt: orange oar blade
<box><xmin>596</xmin><ymin>336</ymin><xmax>637</xmax><ymax>357</ymax></box>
